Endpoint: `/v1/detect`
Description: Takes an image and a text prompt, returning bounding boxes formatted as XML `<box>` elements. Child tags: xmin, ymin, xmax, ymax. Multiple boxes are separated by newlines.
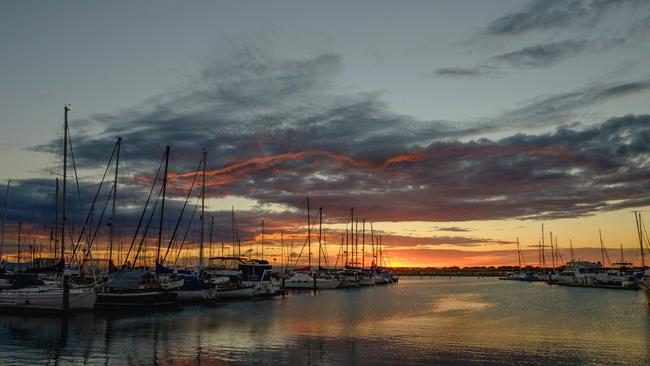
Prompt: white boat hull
<box><xmin>284</xmin><ymin>274</ymin><xmax>342</xmax><ymax>290</ymax></box>
<box><xmin>0</xmin><ymin>286</ymin><xmax>97</xmax><ymax>311</ymax></box>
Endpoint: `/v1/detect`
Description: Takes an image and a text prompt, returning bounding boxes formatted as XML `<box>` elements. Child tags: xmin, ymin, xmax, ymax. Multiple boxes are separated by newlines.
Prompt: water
<box><xmin>1</xmin><ymin>278</ymin><xmax>649</xmax><ymax>365</ymax></box>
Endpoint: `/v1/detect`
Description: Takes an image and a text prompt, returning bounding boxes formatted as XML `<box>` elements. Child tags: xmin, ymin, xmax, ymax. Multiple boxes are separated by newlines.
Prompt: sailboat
<box><xmin>96</xmin><ymin>145</ymin><xmax>178</xmax><ymax>307</ymax></box>
<box><xmin>0</xmin><ymin>106</ymin><xmax>97</xmax><ymax>311</ymax></box>
<box><xmin>284</xmin><ymin>198</ymin><xmax>341</xmax><ymax>290</ymax></box>
<box><xmin>155</xmin><ymin>148</ymin><xmax>217</xmax><ymax>302</ymax></box>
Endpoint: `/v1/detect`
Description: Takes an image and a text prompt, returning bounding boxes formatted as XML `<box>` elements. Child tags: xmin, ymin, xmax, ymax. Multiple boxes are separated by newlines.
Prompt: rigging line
<box><xmin>123</xmin><ymin>152</ymin><xmax>165</xmax><ymax>266</ymax></box>
<box><xmin>161</xmin><ymin>155</ymin><xmax>204</xmax><ymax>265</ymax></box>
<box><xmin>172</xmin><ymin>196</ymin><xmax>201</xmax><ymax>267</ymax></box>
<box><xmin>130</xmin><ymin>183</ymin><xmax>164</xmax><ymax>270</ymax></box>
<box><xmin>80</xmin><ymin>183</ymin><xmax>114</xmax><ymax>263</ymax></box>
<box><xmin>334</xmin><ymin>232</ymin><xmax>344</xmax><ymax>268</ymax></box>
<box><xmin>70</xmin><ymin>140</ymin><xmax>118</xmax><ymax>262</ymax></box>
<box><xmin>639</xmin><ymin>216</ymin><xmax>650</xmax><ymax>253</ymax></box>
<box><xmin>66</xmin><ymin>125</ymin><xmax>85</xmax><ymax>227</ymax></box>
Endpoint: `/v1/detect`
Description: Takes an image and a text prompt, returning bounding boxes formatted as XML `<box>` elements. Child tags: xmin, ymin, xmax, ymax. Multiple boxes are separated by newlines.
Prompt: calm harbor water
<box><xmin>1</xmin><ymin>277</ymin><xmax>649</xmax><ymax>365</ymax></box>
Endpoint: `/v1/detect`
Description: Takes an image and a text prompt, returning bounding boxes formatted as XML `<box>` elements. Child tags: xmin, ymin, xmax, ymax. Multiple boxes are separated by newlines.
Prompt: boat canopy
<box><xmin>0</xmin><ymin>273</ymin><xmax>44</xmax><ymax>289</ymax></box>
<box><xmin>156</xmin><ymin>262</ymin><xmax>193</xmax><ymax>275</ymax></box>
<box><xmin>104</xmin><ymin>270</ymin><xmax>157</xmax><ymax>290</ymax></box>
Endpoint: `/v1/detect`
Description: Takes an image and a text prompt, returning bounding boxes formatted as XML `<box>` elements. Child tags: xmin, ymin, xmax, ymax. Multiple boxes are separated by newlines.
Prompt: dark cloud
<box><xmin>377</xmin><ymin>234</ymin><xmax>514</xmax><ymax>248</ymax></box>
<box><xmin>485</xmin><ymin>0</ymin><xmax>640</xmax><ymax>36</ymax></box>
<box><xmin>3</xmin><ymin>41</ymin><xmax>650</xmax><ymax>261</ymax></box>
<box><xmin>435</xmin><ymin>226</ymin><xmax>473</xmax><ymax>232</ymax></box>
<box><xmin>433</xmin><ymin>2</ymin><xmax>649</xmax><ymax>76</ymax></box>
<box><xmin>428</xmin><ymin>67</ymin><xmax>490</xmax><ymax>79</ymax></box>
<box><xmin>491</xmin><ymin>40</ymin><xmax>588</xmax><ymax>69</ymax></box>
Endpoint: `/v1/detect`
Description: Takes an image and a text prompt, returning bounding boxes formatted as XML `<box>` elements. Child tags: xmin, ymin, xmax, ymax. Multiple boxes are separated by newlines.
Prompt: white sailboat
<box><xmin>283</xmin><ymin>272</ymin><xmax>341</xmax><ymax>289</ymax></box>
<box><xmin>0</xmin><ymin>106</ymin><xmax>97</xmax><ymax>311</ymax></box>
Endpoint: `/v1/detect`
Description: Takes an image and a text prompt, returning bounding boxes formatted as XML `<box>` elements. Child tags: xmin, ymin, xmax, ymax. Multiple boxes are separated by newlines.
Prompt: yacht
<box><xmin>284</xmin><ymin>271</ymin><xmax>342</xmax><ymax>289</ymax></box>
<box><xmin>95</xmin><ymin>270</ymin><xmax>177</xmax><ymax>308</ymax></box>
<box><xmin>0</xmin><ymin>273</ymin><xmax>96</xmax><ymax>311</ymax></box>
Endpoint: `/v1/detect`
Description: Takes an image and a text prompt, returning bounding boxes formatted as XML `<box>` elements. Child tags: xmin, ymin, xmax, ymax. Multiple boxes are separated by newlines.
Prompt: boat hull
<box><xmin>177</xmin><ymin>289</ymin><xmax>216</xmax><ymax>302</ymax></box>
<box><xmin>217</xmin><ymin>287</ymin><xmax>256</xmax><ymax>299</ymax></box>
<box><xmin>95</xmin><ymin>290</ymin><xmax>177</xmax><ymax>308</ymax></box>
<box><xmin>0</xmin><ymin>286</ymin><xmax>97</xmax><ymax>311</ymax></box>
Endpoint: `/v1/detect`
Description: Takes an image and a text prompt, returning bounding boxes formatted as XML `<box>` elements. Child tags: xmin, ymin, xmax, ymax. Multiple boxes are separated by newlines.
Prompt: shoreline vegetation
<box><xmin>392</xmin><ymin>266</ymin><xmax>563</xmax><ymax>277</ymax></box>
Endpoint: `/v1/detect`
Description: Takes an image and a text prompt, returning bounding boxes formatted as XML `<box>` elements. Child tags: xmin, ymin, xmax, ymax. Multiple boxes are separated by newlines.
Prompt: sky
<box><xmin>1</xmin><ymin>0</ymin><xmax>650</xmax><ymax>268</ymax></box>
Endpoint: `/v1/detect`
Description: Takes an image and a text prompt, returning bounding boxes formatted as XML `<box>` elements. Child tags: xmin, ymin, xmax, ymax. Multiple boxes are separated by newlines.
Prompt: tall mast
<box><xmin>199</xmin><ymin>148</ymin><xmax>206</xmax><ymax>269</ymax></box>
<box><xmin>306</xmin><ymin>197</ymin><xmax>311</xmax><ymax>270</ymax></box>
<box><xmin>634</xmin><ymin>212</ymin><xmax>645</xmax><ymax>268</ymax></box>
<box><xmin>362</xmin><ymin>219</ymin><xmax>365</xmax><ymax>269</ymax></box>
<box><xmin>209</xmin><ymin>215</ymin><xmax>214</xmax><ymax>259</ymax></box>
<box><xmin>17</xmin><ymin>221</ymin><xmax>21</xmax><ymax>264</ymax></box>
<box><xmin>62</xmin><ymin>106</ymin><xmax>70</xmax><ymax>310</ymax></box>
<box><xmin>570</xmin><ymin>239</ymin><xmax>575</xmax><ymax>262</ymax></box>
<box><xmin>319</xmin><ymin>207</ymin><xmax>323</xmax><ymax>270</ymax></box>
<box><xmin>355</xmin><ymin>219</ymin><xmax>359</xmax><ymax>267</ymax></box>
<box><xmin>550</xmin><ymin>231</ymin><xmax>555</xmax><ymax>269</ymax></box>
<box><xmin>379</xmin><ymin>235</ymin><xmax>383</xmax><ymax>268</ymax></box>
<box><xmin>0</xmin><ymin>179</ymin><xmax>11</xmax><ymax>261</ymax></box>
<box><xmin>61</xmin><ymin>106</ymin><xmax>69</xmax><ymax>267</ymax></box>
<box><xmin>516</xmin><ymin>237</ymin><xmax>521</xmax><ymax>269</ymax></box>
<box><xmin>599</xmin><ymin>229</ymin><xmax>606</xmax><ymax>266</ymax></box>
<box><xmin>541</xmin><ymin>223</ymin><xmax>545</xmax><ymax>269</ymax></box>
<box><xmin>261</xmin><ymin>219</ymin><xmax>265</xmax><ymax>261</ymax></box>
<box><xmin>109</xmin><ymin>137</ymin><xmax>121</xmax><ymax>265</ymax></box>
<box><xmin>231</xmin><ymin>206</ymin><xmax>236</xmax><ymax>254</ymax></box>
<box><xmin>54</xmin><ymin>178</ymin><xmax>60</xmax><ymax>258</ymax></box>
<box><xmin>157</xmin><ymin>145</ymin><xmax>170</xmax><ymax>264</ymax></box>
<box><xmin>370</xmin><ymin>222</ymin><xmax>375</xmax><ymax>267</ymax></box>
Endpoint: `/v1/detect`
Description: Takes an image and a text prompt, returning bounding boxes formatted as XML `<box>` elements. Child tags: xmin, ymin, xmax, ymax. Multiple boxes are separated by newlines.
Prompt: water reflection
<box><xmin>1</xmin><ymin>278</ymin><xmax>649</xmax><ymax>365</ymax></box>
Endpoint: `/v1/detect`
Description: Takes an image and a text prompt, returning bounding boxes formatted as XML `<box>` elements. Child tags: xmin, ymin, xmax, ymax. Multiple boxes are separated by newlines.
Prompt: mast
<box><xmin>319</xmin><ymin>207</ymin><xmax>322</xmax><ymax>270</ymax></box>
<box><xmin>54</xmin><ymin>178</ymin><xmax>59</xmax><ymax>259</ymax></box>
<box><xmin>370</xmin><ymin>222</ymin><xmax>375</xmax><ymax>267</ymax></box>
<box><xmin>635</xmin><ymin>212</ymin><xmax>645</xmax><ymax>268</ymax></box>
<box><xmin>379</xmin><ymin>235</ymin><xmax>383</xmax><ymax>268</ymax></box>
<box><xmin>0</xmin><ymin>179</ymin><xmax>11</xmax><ymax>261</ymax></box>
<box><xmin>351</xmin><ymin>208</ymin><xmax>354</xmax><ymax>266</ymax></box>
<box><xmin>355</xmin><ymin>219</ymin><xmax>359</xmax><ymax>267</ymax></box>
<box><xmin>231</xmin><ymin>206</ymin><xmax>236</xmax><ymax>255</ymax></box>
<box><xmin>62</xmin><ymin>105</ymin><xmax>70</xmax><ymax>310</ymax></box>
<box><xmin>157</xmin><ymin>145</ymin><xmax>170</xmax><ymax>264</ymax></box>
<box><xmin>516</xmin><ymin>237</ymin><xmax>521</xmax><ymax>269</ymax></box>
<box><xmin>17</xmin><ymin>221</ymin><xmax>21</xmax><ymax>264</ymax></box>
<box><xmin>307</xmin><ymin>197</ymin><xmax>311</xmax><ymax>270</ymax></box>
<box><xmin>209</xmin><ymin>215</ymin><xmax>214</xmax><ymax>259</ymax></box>
<box><xmin>540</xmin><ymin>223</ymin><xmax>545</xmax><ymax>270</ymax></box>
<box><xmin>550</xmin><ymin>231</ymin><xmax>555</xmax><ymax>269</ymax></box>
<box><xmin>261</xmin><ymin>219</ymin><xmax>264</xmax><ymax>261</ymax></box>
<box><xmin>108</xmin><ymin>137</ymin><xmax>121</xmax><ymax>266</ymax></box>
<box><xmin>199</xmin><ymin>148</ymin><xmax>206</xmax><ymax>269</ymax></box>
<box><xmin>599</xmin><ymin>229</ymin><xmax>606</xmax><ymax>267</ymax></box>
<box><xmin>362</xmin><ymin>219</ymin><xmax>365</xmax><ymax>269</ymax></box>
<box><xmin>570</xmin><ymin>239</ymin><xmax>575</xmax><ymax>262</ymax></box>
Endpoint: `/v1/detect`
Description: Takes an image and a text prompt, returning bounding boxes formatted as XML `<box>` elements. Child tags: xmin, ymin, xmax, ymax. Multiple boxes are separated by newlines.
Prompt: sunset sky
<box><xmin>2</xmin><ymin>0</ymin><xmax>650</xmax><ymax>267</ymax></box>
